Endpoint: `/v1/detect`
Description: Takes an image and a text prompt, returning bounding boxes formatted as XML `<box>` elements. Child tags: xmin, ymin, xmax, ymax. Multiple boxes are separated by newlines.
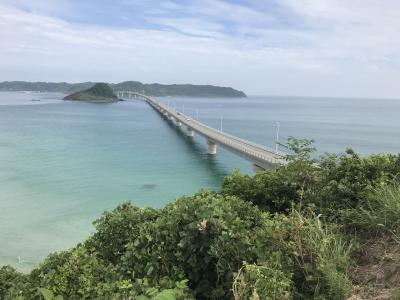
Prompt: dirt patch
<box><xmin>348</xmin><ymin>235</ymin><xmax>400</xmax><ymax>299</ymax></box>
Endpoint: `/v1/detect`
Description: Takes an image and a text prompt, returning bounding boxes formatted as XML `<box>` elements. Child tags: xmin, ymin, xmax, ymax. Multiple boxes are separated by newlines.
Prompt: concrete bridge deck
<box><xmin>117</xmin><ymin>91</ymin><xmax>287</xmax><ymax>170</ymax></box>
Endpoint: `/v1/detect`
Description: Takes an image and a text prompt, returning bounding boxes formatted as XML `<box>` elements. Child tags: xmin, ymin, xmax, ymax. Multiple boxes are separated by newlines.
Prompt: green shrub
<box><xmin>28</xmin><ymin>246</ymin><xmax>114</xmax><ymax>299</ymax></box>
<box><xmin>0</xmin><ymin>265</ymin><xmax>28</xmax><ymax>300</ymax></box>
<box><xmin>316</xmin><ymin>150</ymin><xmax>400</xmax><ymax>218</ymax></box>
<box><xmin>5</xmin><ymin>247</ymin><xmax>192</xmax><ymax>300</ymax></box>
<box><xmin>223</xmin><ymin>147</ymin><xmax>400</xmax><ymax>221</ymax></box>
<box><xmin>0</xmin><ymin>197</ymin><xmax>353</xmax><ymax>300</ymax></box>
<box><xmin>34</xmin><ymin>287</ymin><xmax>63</xmax><ymax>300</ymax></box>
<box><xmin>221</xmin><ymin>169</ymin><xmax>301</xmax><ymax>212</ymax></box>
<box><xmin>86</xmin><ymin>203</ymin><xmax>160</xmax><ymax>264</ymax></box>
<box><xmin>94</xmin><ymin>277</ymin><xmax>193</xmax><ymax>299</ymax></box>
<box><xmin>120</xmin><ymin>191</ymin><xmax>268</xmax><ymax>298</ymax></box>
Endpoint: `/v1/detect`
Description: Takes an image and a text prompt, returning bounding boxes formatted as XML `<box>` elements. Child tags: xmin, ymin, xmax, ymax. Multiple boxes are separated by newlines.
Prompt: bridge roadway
<box><xmin>117</xmin><ymin>91</ymin><xmax>287</xmax><ymax>170</ymax></box>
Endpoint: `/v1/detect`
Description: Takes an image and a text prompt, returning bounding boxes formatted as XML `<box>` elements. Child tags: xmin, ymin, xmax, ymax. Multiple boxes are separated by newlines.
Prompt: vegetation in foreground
<box><xmin>63</xmin><ymin>83</ymin><xmax>118</xmax><ymax>102</ymax></box>
<box><xmin>1</xmin><ymin>138</ymin><xmax>400</xmax><ymax>299</ymax></box>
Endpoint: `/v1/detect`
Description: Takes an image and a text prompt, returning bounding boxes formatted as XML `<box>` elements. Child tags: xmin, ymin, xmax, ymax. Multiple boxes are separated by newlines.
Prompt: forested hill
<box><xmin>63</xmin><ymin>83</ymin><xmax>117</xmax><ymax>102</ymax></box>
<box><xmin>0</xmin><ymin>81</ymin><xmax>247</xmax><ymax>98</ymax></box>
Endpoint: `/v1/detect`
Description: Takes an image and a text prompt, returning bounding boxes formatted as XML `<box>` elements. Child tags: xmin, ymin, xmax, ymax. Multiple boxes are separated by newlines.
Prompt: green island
<box><xmin>0</xmin><ymin>81</ymin><xmax>247</xmax><ymax>98</ymax></box>
<box><xmin>63</xmin><ymin>83</ymin><xmax>118</xmax><ymax>102</ymax></box>
<box><xmin>1</xmin><ymin>138</ymin><xmax>400</xmax><ymax>299</ymax></box>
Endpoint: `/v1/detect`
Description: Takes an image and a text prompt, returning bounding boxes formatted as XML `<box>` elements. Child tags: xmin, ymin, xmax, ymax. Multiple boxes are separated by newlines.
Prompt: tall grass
<box><xmin>290</xmin><ymin>211</ymin><xmax>352</xmax><ymax>299</ymax></box>
<box><xmin>347</xmin><ymin>183</ymin><xmax>400</xmax><ymax>239</ymax></box>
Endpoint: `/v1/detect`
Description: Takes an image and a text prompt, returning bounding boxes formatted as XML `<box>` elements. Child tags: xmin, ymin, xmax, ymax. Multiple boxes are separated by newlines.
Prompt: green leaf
<box><xmin>154</xmin><ymin>289</ymin><xmax>177</xmax><ymax>300</ymax></box>
<box><xmin>147</xmin><ymin>266</ymin><xmax>154</xmax><ymax>276</ymax></box>
<box><xmin>37</xmin><ymin>288</ymin><xmax>54</xmax><ymax>300</ymax></box>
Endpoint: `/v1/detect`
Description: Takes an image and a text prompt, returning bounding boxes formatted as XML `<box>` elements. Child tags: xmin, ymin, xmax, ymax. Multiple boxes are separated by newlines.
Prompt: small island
<box><xmin>63</xmin><ymin>83</ymin><xmax>118</xmax><ymax>102</ymax></box>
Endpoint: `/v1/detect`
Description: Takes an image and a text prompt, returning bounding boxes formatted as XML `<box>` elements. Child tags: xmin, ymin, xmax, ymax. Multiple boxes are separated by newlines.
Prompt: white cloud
<box><xmin>1</xmin><ymin>1</ymin><xmax>400</xmax><ymax>98</ymax></box>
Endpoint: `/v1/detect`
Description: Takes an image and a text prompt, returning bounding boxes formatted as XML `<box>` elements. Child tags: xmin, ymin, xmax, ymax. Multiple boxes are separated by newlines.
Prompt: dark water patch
<box><xmin>141</xmin><ymin>184</ymin><xmax>157</xmax><ymax>190</ymax></box>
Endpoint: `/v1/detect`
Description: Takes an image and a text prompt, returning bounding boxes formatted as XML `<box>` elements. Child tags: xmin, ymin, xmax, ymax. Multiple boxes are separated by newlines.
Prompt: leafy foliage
<box><xmin>0</xmin><ymin>265</ymin><xmax>27</xmax><ymax>299</ymax></box>
<box><xmin>233</xmin><ymin>263</ymin><xmax>292</xmax><ymax>300</ymax></box>
<box><xmin>279</xmin><ymin>136</ymin><xmax>316</xmax><ymax>161</ymax></box>
<box><xmin>119</xmin><ymin>191</ymin><xmax>269</xmax><ymax>298</ymax></box>
<box><xmin>28</xmin><ymin>246</ymin><xmax>113</xmax><ymax>299</ymax></box>
<box><xmin>35</xmin><ymin>287</ymin><xmax>63</xmax><ymax>300</ymax></box>
<box><xmin>86</xmin><ymin>203</ymin><xmax>160</xmax><ymax>264</ymax></box>
<box><xmin>223</xmin><ymin>143</ymin><xmax>400</xmax><ymax>220</ymax></box>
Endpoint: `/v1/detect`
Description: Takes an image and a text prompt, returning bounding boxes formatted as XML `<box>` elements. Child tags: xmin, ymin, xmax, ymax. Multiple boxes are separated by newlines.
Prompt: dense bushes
<box><xmin>0</xmin><ymin>193</ymin><xmax>351</xmax><ymax>299</ymax></box>
<box><xmin>86</xmin><ymin>204</ymin><xmax>160</xmax><ymax>264</ymax></box>
<box><xmin>28</xmin><ymin>246</ymin><xmax>113</xmax><ymax>299</ymax></box>
<box><xmin>1</xmin><ymin>262</ymin><xmax>192</xmax><ymax>300</ymax></box>
<box><xmin>0</xmin><ymin>265</ymin><xmax>28</xmax><ymax>299</ymax></box>
<box><xmin>118</xmin><ymin>192</ymin><xmax>269</xmax><ymax>298</ymax></box>
<box><xmin>222</xmin><ymin>147</ymin><xmax>400</xmax><ymax>221</ymax></box>
<box><xmin>2</xmin><ymin>139</ymin><xmax>400</xmax><ymax>299</ymax></box>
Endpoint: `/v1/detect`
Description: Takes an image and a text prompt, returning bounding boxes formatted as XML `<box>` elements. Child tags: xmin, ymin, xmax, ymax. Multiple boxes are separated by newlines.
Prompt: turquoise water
<box><xmin>1</xmin><ymin>92</ymin><xmax>400</xmax><ymax>271</ymax></box>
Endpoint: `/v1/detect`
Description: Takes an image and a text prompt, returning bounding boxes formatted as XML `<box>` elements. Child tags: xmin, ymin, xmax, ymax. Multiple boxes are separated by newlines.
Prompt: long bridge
<box><xmin>116</xmin><ymin>91</ymin><xmax>287</xmax><ymax>171</ymax></box>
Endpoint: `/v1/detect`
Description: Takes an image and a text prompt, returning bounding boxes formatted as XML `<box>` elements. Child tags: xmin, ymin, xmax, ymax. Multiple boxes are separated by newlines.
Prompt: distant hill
<box><xmin>0</xmin><ymin>81</ymin><xmax>246</xmax><ymax>98</ymax></box>
<box><xmin>63</xmin><ymin>83</ymin><xmax>118</xmax><ymax>102</ymax></box>
<box><xmin>0</xmin><ymin>81</ymin><xmax>94</xmax><ymax>93</ymax></box>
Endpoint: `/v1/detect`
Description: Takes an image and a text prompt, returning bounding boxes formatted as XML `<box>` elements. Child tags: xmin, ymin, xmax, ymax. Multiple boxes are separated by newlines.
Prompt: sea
<box><xmin>1</xmin><ymin>91</ymin><xmax>399</xmax><ymax>271</ymax></box>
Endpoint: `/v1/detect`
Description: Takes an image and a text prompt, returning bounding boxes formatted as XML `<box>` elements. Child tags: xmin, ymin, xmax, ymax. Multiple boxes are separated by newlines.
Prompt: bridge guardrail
<box><xmin>119</xmin><ymin>92</ymin><xmax>287</xmax><ymax>165</ymax></box>
<box><xmin>151</xmin><ymin>100</ymin><xmax>285</xmax><ymax>160</ymax></box>
<box><xmin>150</xmin><ymin>99</ymin><xmax>286</xmax><ymax>164</ymax></box>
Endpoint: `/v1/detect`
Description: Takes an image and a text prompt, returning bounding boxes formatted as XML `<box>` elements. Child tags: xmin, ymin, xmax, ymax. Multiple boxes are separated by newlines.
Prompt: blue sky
<box><xmin>1</xmin><ymin>0</ymin><xmax>400</xmax><ymax>97</ymax></box>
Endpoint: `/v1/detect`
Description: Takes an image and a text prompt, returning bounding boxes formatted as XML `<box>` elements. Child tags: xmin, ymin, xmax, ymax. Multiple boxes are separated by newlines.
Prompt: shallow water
<box><xmin>1</xmin><ymin>92</ymin><xmax>399</xmax><ymax>271</ymax></box>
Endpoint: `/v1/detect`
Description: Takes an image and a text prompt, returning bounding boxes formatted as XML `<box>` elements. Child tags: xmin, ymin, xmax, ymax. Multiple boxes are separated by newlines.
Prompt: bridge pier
<box><xmin>187</xmin><ymin>127</ymin><xmax>194</xmax><ymax>137</ymax></box>
<box><xmin>131</xmin><ymin>93</ymin><xmax>286</xmax><ymax>169</ymax></box>
<box><xmin>252</xmin><ymin>163</ymin><xmax>266</xmax><ymax>174</ymax></box>
<box><xmin>207</xmin><ymin>140</ymin><xmax>217</xmax><ymax>155</ymax></box>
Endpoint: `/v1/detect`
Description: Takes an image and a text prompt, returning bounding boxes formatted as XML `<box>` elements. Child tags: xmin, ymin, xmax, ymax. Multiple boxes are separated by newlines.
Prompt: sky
<box><xmin>0</xmin><ymin>0</ymin><xmax>399</xmax><ymax>97</ymax></box>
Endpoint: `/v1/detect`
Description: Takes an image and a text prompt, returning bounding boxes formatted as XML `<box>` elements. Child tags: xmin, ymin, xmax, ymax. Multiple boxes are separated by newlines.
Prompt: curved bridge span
<box><xmin>117</xmin><ymin>91</ymin><xmax>287</xmax><ymax>170</ymax></box>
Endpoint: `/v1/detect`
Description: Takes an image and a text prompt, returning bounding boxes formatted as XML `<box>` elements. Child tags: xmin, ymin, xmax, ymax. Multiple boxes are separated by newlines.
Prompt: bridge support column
<box><xmin>207</xmin><ymin>140</ymin><xmax>217</xmax><ymax>155</ymax></box>
<box><xmin>252</xmin><ymin>163</ymin><xmax>266</xmax><ymax>174</ymax></box>
<box><xmin>169</xmin><ymin>115</ymin><xmax>174</xmax><ymax>121</ymax></box>
<box><xmin>176</xmin><ymin>121</ymin><xmax>182</xmax><ymax>127</ymax></box>
<box><xmin>187</xmin><ymin>127</ymin><xmax>194</xmax><ymax>137</ymax></box>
